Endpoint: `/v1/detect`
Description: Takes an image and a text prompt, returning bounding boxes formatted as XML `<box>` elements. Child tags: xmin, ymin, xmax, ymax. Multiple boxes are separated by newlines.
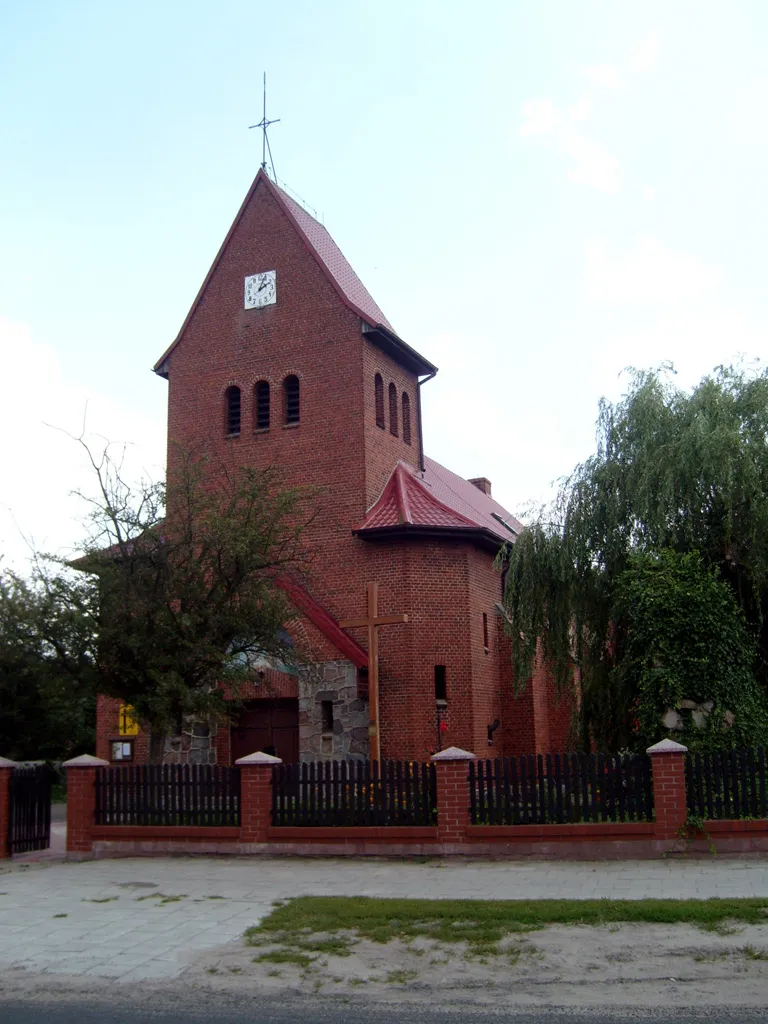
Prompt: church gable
<box><xmin>154</xmin><ymin>170</ymin><xmax>368</xmax><ymax>379</ymax></box>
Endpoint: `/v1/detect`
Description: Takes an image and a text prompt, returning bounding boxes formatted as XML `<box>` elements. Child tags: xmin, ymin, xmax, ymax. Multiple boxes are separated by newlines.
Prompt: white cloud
<box><xmin>561</xmin><ymin>128</ymin><xmax>622</xmax><ymax>194</ymax></box>
<box><xmin>583</xmin><ymin>65</ymin><xmax>622</xmax><ymax>90</ymax></box>
<box><xmin>626</xmin><ymin>35</ymin><xmax>661</xmax><ymax>75</ymax></box>
<box><xmin>585</xmin><ymin>236</ymin><xmax>721</xmax><ymax>305</ymax></box>
<box><xmin>0</xmin><ymin>317</ymin><xmax>165</xmax><ymax>569</ymax></box>
<box><xmin>519</xmin><ymin>99</ymin><xmax>621</xmax><ymax>194</ymax></box>
<box><xmin>521</xmin><ymin>33</ymin><xmax>661</xmax><ymax>193</ymax></box>
<box><xmin>520</xmin><ymin>98</ymin><xmax>559</xmax><ymax>137</ymax></box>
<box><xmin>568</xmin><ymin>98</ymin><xmax>592</xmax><ymax>123</ymax></box>
<box><xmin>582</xmin><ymin>34</ymin><xmax>661</xmax><ymax>89</ymax></box>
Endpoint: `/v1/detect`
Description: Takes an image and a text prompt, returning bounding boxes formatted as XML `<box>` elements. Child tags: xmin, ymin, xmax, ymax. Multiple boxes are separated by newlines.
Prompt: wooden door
<box><xmin>230</xmin><ymin>699</ymin><xmax>299</xmax><ymax>763</ymax></box>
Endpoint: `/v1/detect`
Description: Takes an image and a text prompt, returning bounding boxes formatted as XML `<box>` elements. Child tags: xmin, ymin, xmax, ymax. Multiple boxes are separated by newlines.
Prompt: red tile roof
<box><xmin>274</xmin><ymin>575</ymin><xmax>368</xmax><ymax>669</ymax></box>
<box><xmin>274</xmin><ymin>183</ymin><xmax>394</xmax><ymax>333</ymax></box>
<box><xmin>356</xmin><ymin>459</ymin><xmax>522</xmax><ymax>545</ymax></box>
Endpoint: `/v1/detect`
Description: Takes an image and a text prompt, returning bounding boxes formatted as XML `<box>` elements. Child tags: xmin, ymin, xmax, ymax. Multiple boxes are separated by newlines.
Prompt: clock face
<box><xmin>244</xmin><ymin>270</ymin><xmax>277</xmax><ymax>309</ymax></box>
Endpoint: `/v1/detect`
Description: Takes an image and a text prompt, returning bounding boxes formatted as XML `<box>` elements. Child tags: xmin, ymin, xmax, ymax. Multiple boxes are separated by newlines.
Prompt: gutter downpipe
<box><xmin>416</xmin><ymin>370</ymin><xmax>437</xmax><ymax>473</ymax></box>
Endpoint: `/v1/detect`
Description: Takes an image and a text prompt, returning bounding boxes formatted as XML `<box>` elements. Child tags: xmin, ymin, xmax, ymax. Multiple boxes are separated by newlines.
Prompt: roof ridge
<box><xmin>394</xmin><ymin>463</ymin><xmax>413</xmax><ymax>524</ymax></box>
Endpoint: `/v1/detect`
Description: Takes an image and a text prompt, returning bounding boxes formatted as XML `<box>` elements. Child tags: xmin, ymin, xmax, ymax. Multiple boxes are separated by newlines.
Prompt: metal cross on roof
<box><xmin>249</xmin><ymin>72</ymin><xmax>280</xmax><ymax>179</ymax></box>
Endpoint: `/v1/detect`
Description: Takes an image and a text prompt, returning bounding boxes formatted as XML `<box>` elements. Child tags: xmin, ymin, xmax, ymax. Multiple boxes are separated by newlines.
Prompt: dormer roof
<box><xmin>355</xmin><ymin>458</ymin><xmax>522</xmax><ymax>550</ymax></box>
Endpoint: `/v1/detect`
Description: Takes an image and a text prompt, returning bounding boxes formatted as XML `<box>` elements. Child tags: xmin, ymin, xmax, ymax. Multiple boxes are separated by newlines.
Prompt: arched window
<box><xmin>374</xmin><ymin>373</ymin><xmax>385</xmax><ymax>429</ymax></box>
<box><xmin>255</xmin><ymin>380</ymin><xmax>270</xmax><ymax>430</ymax></box>
<box><xmin>402</xmin><ymin>392</ymin><xmax>411</xmax><ymax>445</ymax></box>
<box><xmin>283</xmin><ymin>375</ymin><xmax>300</xmax><ymax>425</ymax></box>
<box><xmin>388</xmin><ymin>383</ymin><xmax>398</xmax><ymax>437</ymax></box>
<box><xmin>225</xmin><ymin>386</ymin><xmax>241</xmax><ymax>436</ymax></box>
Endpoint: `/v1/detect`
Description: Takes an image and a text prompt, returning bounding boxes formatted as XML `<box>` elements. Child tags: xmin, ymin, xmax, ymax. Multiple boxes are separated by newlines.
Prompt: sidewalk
<box><xmin>1</xmin><ymin>855</ymin><xmax>768</xmax><ymax>982</ymax></box>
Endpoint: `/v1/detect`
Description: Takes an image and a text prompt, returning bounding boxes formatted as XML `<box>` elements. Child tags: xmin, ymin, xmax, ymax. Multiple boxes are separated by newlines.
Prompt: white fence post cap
<box><xmin>235</xmin><ymin>751</ymin><xmax>283</xmax><ymax>765</ymax></box>
<box><xmin>431</xmin><ymin>746</ymin><xmax>477</xmax><ymax>761</ymax></box>
<box><xmin>62</xmin><ymin>754</ymin><xmax>110</xmax><ymax>767</ymax></box>
<box><xmin>646</xmin><ymin>738</ymin><xmax>688</xmax><ymax>754</ymax></box>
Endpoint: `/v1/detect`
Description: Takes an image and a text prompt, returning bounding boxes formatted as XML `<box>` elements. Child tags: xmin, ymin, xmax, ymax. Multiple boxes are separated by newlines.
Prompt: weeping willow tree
<box><xmin>501</xmin><ymin>363</ymin><xmax>768</xmax><ymax>751</ymax></box>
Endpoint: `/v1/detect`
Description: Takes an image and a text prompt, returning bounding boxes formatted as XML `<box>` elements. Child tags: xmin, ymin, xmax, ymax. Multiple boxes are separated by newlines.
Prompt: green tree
<box><xmin>0</xmin><ymin>570</ymin><xmax>95</xmax><ymax>761</ymax></box>
<box><xmin>501</xmin><ymin>363</ymin><xmax>768</xmax><ymax>750</ymax></box>
<box><xmin>22</xmin><ymin>442</ymin><xmax>314</xmax><ymax>761</ymax></box>
<box><xmin>615</xmin><ymin>550</ymin><xmax>767</xmax><ymax>752</ymax></box>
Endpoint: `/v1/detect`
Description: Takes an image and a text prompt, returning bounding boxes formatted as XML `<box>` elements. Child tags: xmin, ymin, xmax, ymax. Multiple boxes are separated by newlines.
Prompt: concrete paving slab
<box><xmin>0</xmin><ymin>855</ymin><xmax>767</xmax><ymax>983</ymax></box>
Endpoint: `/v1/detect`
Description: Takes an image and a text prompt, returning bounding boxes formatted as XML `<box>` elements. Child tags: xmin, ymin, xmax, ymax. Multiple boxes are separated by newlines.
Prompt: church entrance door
<box><xmin>230</xmin><ymin>699</ymin><xmax>299</xmax><ymax>764</ymax></box>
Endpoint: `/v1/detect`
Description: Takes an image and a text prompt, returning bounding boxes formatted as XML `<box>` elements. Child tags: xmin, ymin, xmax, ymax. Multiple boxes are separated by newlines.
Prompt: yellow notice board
<box><xmin>118</xmin><ymin>704</ymin><xmax>140</xmax><ymax>736</ymax></box>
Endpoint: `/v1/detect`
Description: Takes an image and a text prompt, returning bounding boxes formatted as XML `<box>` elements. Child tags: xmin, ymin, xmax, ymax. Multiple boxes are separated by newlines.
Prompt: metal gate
<box><xmin>9</xmin><ymin>765</ymin><xmax>52</xmax><ymax>854</ymax></box>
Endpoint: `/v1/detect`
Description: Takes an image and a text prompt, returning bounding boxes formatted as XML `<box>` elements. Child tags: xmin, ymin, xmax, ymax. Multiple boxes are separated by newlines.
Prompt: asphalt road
<box><xmin>0</xmin><ymin>994</ymin><xmax>765</xmax><ymax>1024</ymax></box>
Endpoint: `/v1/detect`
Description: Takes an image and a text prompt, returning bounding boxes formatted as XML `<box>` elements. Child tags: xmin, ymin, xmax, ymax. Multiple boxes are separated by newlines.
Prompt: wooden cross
<box><xmin>340</xmin><ymin>582</ymin><xmax>408</xmax><ymax>762</ymax></box>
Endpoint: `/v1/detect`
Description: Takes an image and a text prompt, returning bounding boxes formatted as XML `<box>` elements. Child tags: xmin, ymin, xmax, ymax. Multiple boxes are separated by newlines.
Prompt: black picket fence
<box><xmin>94</xmin><ymin>765</ymin><xmax>241</xmax><ymax>827</ymax></box>
<box><xmin>686</xmin><ymin>748</ymin><xmax>768</xmax><ymax>821</ymax></box>
<box><xmin>272</xmin><ymin>759</ymin><xmax>437</xmax><ymax>827</ymax></box>
<box><xmin>9</xmin><ymin>765</ymin><xmax>53</xmax><ymax>854</ymax></box>
<box><xmin>469</xmin><ymin>753</ymin><xmax>654</xmax><ymax>826</ymax></box>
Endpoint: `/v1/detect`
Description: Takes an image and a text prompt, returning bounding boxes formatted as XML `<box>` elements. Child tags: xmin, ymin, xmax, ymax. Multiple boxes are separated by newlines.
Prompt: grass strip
<box><xmin>245</xmin><ymin>895</ymin><xmax>768</xmax><ymax>950</ymax></box>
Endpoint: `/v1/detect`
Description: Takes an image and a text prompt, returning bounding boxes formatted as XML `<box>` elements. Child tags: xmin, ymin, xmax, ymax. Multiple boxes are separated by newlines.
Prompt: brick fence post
<box><xmin>236</xmin><ymin>751</ymin><xmax>281</xmax><ymax>845</ymax></box>
<box><xmin>432</xmin><ymin>746</ymin><xmax>477</xmax><ymax>846</ymax></box>
<box><xmin>647</xmin><ymin>738</ymin><xmax>689</xmax><ymax>840</ymax></box>
<box><xmin>0</xmin><ymin>757</ymin><xmax>17</xmax><ymax>859</ymax></box>
<box><xmin>63</xmin><ymin>754</ymin><xmax>109</xmax><ymax>858</ymax></box>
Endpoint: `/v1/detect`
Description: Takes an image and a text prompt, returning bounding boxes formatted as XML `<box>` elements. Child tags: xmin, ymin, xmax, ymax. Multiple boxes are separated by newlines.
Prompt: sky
<box><xmin>1</xmin><ymin>0</ymin><xmax>767</xmax><ymax>569</ymax></box>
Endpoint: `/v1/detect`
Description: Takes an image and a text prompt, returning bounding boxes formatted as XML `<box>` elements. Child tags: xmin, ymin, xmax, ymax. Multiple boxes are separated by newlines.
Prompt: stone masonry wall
<box><xmin>299</xmin><ymin>660</ymin><xmax>368</xmax><ymax>761</ymax></box>
<box><xmin>163</xmin><ymin>718</ymin><xmax>217</xmax><ymax>765</ymax></box>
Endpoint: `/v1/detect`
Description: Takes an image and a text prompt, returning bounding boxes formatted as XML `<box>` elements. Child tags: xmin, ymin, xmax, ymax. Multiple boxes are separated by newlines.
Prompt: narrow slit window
<box><xmin>483</xmin><ymin>612</ymin><xmax>489</xmax><ymax>651</ymax></box>
<box><xmin>225</xmin><ymin>386</ymin><xmax>241</xmax><ymax>436</ymax></box>
<box><xmin>389</xmin><ymin>383</ymin><xmax>398</xmax><ymax>437</ymax></box>
<box><xmin>375</xmin><ymin>373</ymin><xmax>385</xmax><ymax>428</ymax></box>
<box><xmin>434</xmin><ymin>665</ymin><xmax>447</xmax><ymax>702</ymax></box>
<box><xmin>402</xmin><ymin>392</ymin><xmax>411</xmax><ymax>445</ymax></box>
<box><xmin>255</xmin><ymin>380</ymin><xmax>270</xmax><ymax>430</ymax></box>
<box><xmin>321</xmin><ymin>700</ymin><xmax>333</xmax><ymax>734</ymax></box>
<box><xmin>283</xmin><ymin>375</ymin><xmax>300</xmax><ymax>424</ymax></box>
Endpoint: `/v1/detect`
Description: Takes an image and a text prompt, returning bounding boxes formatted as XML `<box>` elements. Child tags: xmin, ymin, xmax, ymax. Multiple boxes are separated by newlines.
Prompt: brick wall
<box><xmin>95</xmin><ymin>695</ymin><xmax>149</xmax><ymax>765</ymax></box>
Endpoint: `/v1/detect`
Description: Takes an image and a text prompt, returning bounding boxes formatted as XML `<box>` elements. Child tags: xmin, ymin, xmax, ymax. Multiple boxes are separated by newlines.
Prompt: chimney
<box><xmin>468</xmin><ymin>477</ymin><xmax>492</xmax><ymax>497</ymax></box>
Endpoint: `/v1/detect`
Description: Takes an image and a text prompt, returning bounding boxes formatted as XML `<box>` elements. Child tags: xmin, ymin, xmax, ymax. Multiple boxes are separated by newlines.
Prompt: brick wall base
<box><xmin>83</xmin><ymin>829</ymin><xmax>768</xmax><ymax>861</ymax></box>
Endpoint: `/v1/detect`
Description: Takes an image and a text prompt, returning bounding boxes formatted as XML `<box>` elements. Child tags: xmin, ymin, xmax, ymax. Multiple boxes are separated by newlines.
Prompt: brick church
<box><xmin>96</xmin><ymin>169</ymin><xmax>572</xmax><ymax>766</ymax></box>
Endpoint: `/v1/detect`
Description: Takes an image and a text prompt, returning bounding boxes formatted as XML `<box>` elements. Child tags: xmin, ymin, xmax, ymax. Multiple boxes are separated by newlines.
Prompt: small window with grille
<box><xmin>225</xmin><ymin>386</ymin><xmax>241</xmax><ymax>436</ymax></box>
<box><xmin>402</xmin><ymin>392</ymin><xmax>411</xmax><ymax>445</ymax></box>
<box><xmin>389</xmin><ymin>383</ymin><xmax>398</xmax><ymax>437</ymax></box>
<box><xmin>283</xmin><ymin>375</ymin><xmax>300</xmax><ymax>425</ymax></box>
<box><xmin>255</xmin><ymin>380</ymin><xmax>270</xmax><ymax>430</ymax></box>
<box><xmin>375</xmin><ymin>373</ymin><xmax>385</xmax><ymax>428</ymax></box>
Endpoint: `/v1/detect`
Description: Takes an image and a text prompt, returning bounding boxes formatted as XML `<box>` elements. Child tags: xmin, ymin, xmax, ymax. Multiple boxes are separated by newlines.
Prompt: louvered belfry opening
<box><xmin>255</xmin><ymin>380</ymin><xmax>270</xmax><ymax>429</ymax></box>
<box><xmin>388</xmin><ymin>382</ymin><xmax>398</xmax><ymax>436</ymax></box>
<box><xmin>402</xmin><ymin>392</ymin><xmax>411</xmax><ymax>444</ymax></box>
<box><xmin>225</xmin><ymin>385</ymin><xmax>241</xmax><ymax>436</ymax></box>
<box><xmin>284</xmin><ymin>375</ymin><xmax>300</xmax><ymax>424</ymax></box>
<box><xmin>375</xmin><ymin>373</ymin><xmax>385</xmax><ymax>428</ymax></box>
